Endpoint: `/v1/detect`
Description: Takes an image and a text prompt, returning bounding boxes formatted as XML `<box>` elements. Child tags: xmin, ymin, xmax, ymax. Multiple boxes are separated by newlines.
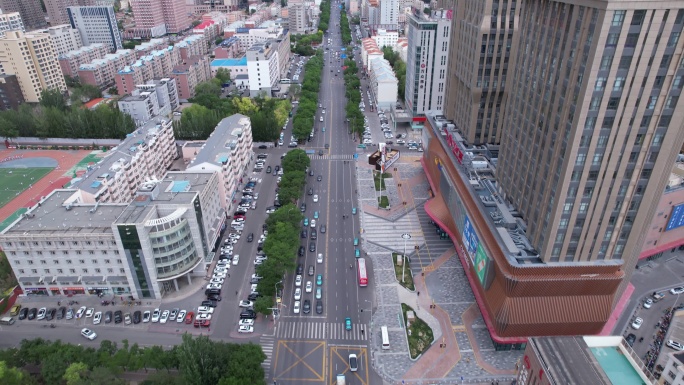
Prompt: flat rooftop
<box><xmin>72</xmin><ymin>118</ymin><xmax>173</xmax><ymax>196</ymax></box>
<box><xmin>188</xmin><ymin>114</ymin><xmax>249</xmax><ymax>168</ymax></box>
<box><xmin>211</xmin><ymin>57</ymin><xmax>247</xmax><ymax>67</ymax></box>
<box><xmin>426</xmin><ymin>113</ymin><xmax>622</xmax><ymax>268</ymax></box>
<box><xmin>530</xmin><ymin>336</ymin><xmax>611</xmax><ymax>385</ymax></box>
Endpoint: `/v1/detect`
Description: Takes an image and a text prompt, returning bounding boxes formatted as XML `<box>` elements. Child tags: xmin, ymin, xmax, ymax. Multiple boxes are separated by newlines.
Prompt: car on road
<box><xmin>238</xmin><ymin>301</ymin><xmax>254</xmax><ymax>308</ymax></box>
<box><xmin>317</xmin><ymin>274</ymin><xmax>323</xmax><ymax>286</ymax></box>
<box><xmin>316</xmin><ymin>300</ymin><xmax>323</xmax><ymax>314</ymax></box>
<box><xmin>294</xmin><ymin>288</ymin><xmax>302</xmax><ymax>300</ymax></box>
<box><xmin>198</xmin><ymin>306</ymin><xmax>215</xmax><ymax>314</ymax></box>
<box><xmin>308</xmin><ymin>188</ymin><xmax>313</xmax><ymax>195</ymax></box>
<box><xmin>306</xmin><ymin>281</ymin><xmax>313</xmax><ymax>293</ymax></box>
<box><xmin>301</xmin><ymin>229</ymin><xmax>308</xmax><ymax>238</ymax></box>
<box><xmin>81</xmin><ymin>328</ymin><xmax>97</xmax><ymax>341</ymax></box>
<box><xmin>320</xmin><ymin>225</ymin><xmax>326</xmax><ymax>233</ymax></box>
<box><xmin>294</xmin><ymin>301</ymin><xmax>301</xmax><ymax>314</ymax></box>
<box><xmin>160</xmin><ymin>310</ymin><xmax>170</xmax><ymax>323</ymax></box>
<box><xmin>303</xmin><ymin>218</ymin><xmax>309</xmax><ymax>226</ymax></box>
<box><xmin>176</xmin><ymin>310</ymin><xmax>187</xmax><ymax>323</ymax></box>
<box><xmin>316</xmin><ymin>287</ymin><xmax>322</xmax><ymax>300</ymax></box>
<box><xmin>240</xmin><ymin>310</ymin><xmax>257</xmax><ymax>319</ymax></box>
<box><xmin>207</xmin><ymin>293</ymin><xmax>222</xmax><ymax>302</ymax></box>
<box><xmin>317</xmin><ymin>253</ymin><xmax>323</xmax><ymax>263</ymax></box>
<box><xmin>239</xmin><ymin>325</ymin><xmax>254</xmax><ymax>333</ymax></box>
<box><xmin>644</xmin><ymin>298</ymin><xmax>653</xmax><ymax>309</ymax></box>
<box><xmin>296</xmin><ymin>275</ymin><xmax>303</xmax><ymax>287</ymax></box>
<box><xmin>310</xmin><ymin>219</ymin><xmax>316</xmax><ymax>228</ymax></box>
<box><xmin>185</xmin><ymin>311</ymin><xmax>195</xmax><ymax>324</ymax></box>
<box><xmin>309</xmin><ymin>242</ymin><xmax>316</xmax><ymax>252</ymax></box>
<box><xmin>668</xmin><ymin>340</ymin><xmax>684</xmax><ymax>351</ymax></box>
<box><xmin>671</xmin><ymin>287</ymin><xmax>684</xmax><ymax>295</ymax></box>
<box><xmin>301</xmin><ymin>203</ymin><xmax>307</xmax><ymax>212</ymax></box>
<box><xmin>349</xmin><ymin>354</ymin><xmax>358</xmax><ymax>372</ymax></box>
<box><xmin>317</xmin><ymin>175</ymin><xmax>322</xmax><ymax>181</ymax></box>
<box><xmin>632</xmin><ymin>317</ymin><xmax>643</xmax><ymax>330</ymax></box>
<box><xmin>201</xmin><ymin>300</ymin><xmax>218</xmax><ymax>308</ymax></box>
<box><xmin>143</xmin><ymin>311</ymin><xmax>151</xmax><ymax>323</ymax></box>
<box><xmin>266</xmin><ymin>166</ymin><xmax>272</xmax><ymax>173</ymax></box>
<box><xmin>314</xmin><ymin>211</ymin><xmax>319</xmax><ymax>219</ymax></box>
<box><xmin>354</xmin><ymin>238</ymin><xmax>359</xmax><ymax>246</ymax></box>
<box><xmin>206</xmin><ymin>283</ymin><xmax>222</xmax><ymax>290</ymax></box>
<box><xmin>299</xmin><ymin>246</ymin><xmax>305</xmax><ymax>257</ymax></box>
<box><xmin>345</xmin><ymin>317</ymin><xmax>352</xmax><ymax>331</ymax></box>
<box><xmin>303</xmin><ymin>300</ymin><xmax>311</xmax><ymax>314</ymax></box>
<box><xmin>233</xmin><ymin>254</ymin><xmax>240</xmax><ymax>265</ymax></box>
<box><xmin>152</xmin><ymin>309</ymin><xmax>161</xmax><ymax>322</ymax></box>
<box><xmin>239</xmin><ymin>319</ymin><xmax>255</xmax><ymax>327</ymax></box>
<box><xmin>313</xmin><ymin>194</ymin><xmax>319</xmax><ymax>202</ymax></box>
<box><xmin>308</xmin><ymin>265</ymin><xmax>314</xmax><ymax>276</ymax></box>
<box><xmin>352</xmin><ymin>207</ymin><xmax>357</xmax><ymax>215</ymax></box>
<box><xmin>93</xmin><ymin>312</ymin><xmax>102</xmax><ymax>325</ymax></box>
<box><xmin>247</xmin><ymin>233</ymin><xmax>254</xmax><ymax>242</ymax></box>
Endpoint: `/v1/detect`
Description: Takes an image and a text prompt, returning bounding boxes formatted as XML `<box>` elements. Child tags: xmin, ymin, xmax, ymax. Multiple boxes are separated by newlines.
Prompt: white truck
<box><xmin>336</xmin><ymin>374</ymin><xmax>345</xmax><ymax>385</ymax></box>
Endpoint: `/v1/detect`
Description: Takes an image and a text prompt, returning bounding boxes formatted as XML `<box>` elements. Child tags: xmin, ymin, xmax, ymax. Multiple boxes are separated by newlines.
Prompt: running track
<box><xmin>0</xmin><ymin>149</ymin><xmax>89</xmax><ymax>222</ymax></box>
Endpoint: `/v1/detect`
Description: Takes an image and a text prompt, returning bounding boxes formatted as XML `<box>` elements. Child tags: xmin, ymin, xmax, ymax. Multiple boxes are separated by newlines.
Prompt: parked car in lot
<box><xmin>668</xmin><ymin>340</ymin><xmax>684</xmax><ymax>351</ymax></box>
<box><xmin>631</xmin><ymin>317</ymin><xmax>643</xmax><ymax>330</ymax></box>
<box><xmin>81</xmin><ymin>328</ymin><xmax>97</xmax><ymax>341</ymax></box>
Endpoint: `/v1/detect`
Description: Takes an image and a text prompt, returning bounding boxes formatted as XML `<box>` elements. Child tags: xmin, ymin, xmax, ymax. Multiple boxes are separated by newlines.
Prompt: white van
<box><xmin>0</xmin><ymin>316</ymin><xmax>16</xmax><ymax>325</ymax></box>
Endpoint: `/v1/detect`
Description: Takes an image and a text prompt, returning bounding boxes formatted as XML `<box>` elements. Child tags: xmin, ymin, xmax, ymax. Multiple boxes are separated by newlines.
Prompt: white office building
<box><xmin>371</xmin><ymin>28</ymin><xmax>398</xmax><ymax>48</ymax></box>
<box><xmin>67</xmin><ymin>6</ymin><xmax>122</xmax><ymax>52</ymax></box>
<box><xmin>36</xmin><ymin>24</ymin><xmax>84</xmax><ymax>56</ymax></box>
<box><xmin>118</xmin><ymin>78</ymin><xmax>179</xmax><ymax>126</ymax></box>
<box><xmin>404</xmin><ymin>10</ymin><xmax>450</xmax><ymax>117</ymax></box>
<box><xmin>0</xmin><ymin>171</ymin><xmax>225</xmax><ymax>299</ymax></box>
<box><xmin>378</xmin><ymin>0</ymin><xmax>398</xmax><ymax>28</ymax></box>
<box><xmin>246</xmin><ymin>39</ymin><xmax>281</xmax><ymax>97</ymax></box>
<box><xmin>369</xmin><ymin>57</ymin><xmax>398</xmax><ymax>109</ymax></box>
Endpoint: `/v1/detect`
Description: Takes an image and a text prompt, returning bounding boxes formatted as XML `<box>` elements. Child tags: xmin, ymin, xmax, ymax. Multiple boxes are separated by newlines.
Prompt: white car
<box><xmin>151</xmin><ymin>309</ymin><xmax>161</xmax><ymax>322</ymax></box>
<box><xmin>198</xmin><ymin>306</ymin><xmax>214</xmax><ymax>314</ymax></box>
<box><xmin>196</xmin><ymin>313</ymin><xmax>212</xmax><ymax>322</ymax></box>
<box><xmin>238</xmin><ymin>300</ymin><xmax>254</xmax><ymax>308</ymax></box>
<box><xmin>668</xmin><ymin>340</ymin><xmax>684</xmax><ymax>351</ymax></box>
<box><xmin>239</xmin><ymin>319</ymin><xmax>255</xmax><ymax>326</ymax></box>
<box><xmin>215</xmin><ymin>267</ymin><xmax>229</xmax><ymax>274</ymax></box>
<box><xmin>75</xmin><ymin>306</ymin><xmax>87</xmax><ymax>319</ymax></box>
<box><xmin>317</xmin><ymin>253</ymin><xmax>323</xmax><ymax>263</ymax></box>
<box><xmin>632</xmin><ymin>317</ymin><xmax>643</xmax><ymax>330</ymax></box>
<box><xmin>295</xmin><ymin>275</ymin><xmax>302</xmax><ymax>287</ymax></box>
<box><xmin>213</xmin><ymin>272</ymin><xmax>228</xmax><ymax>279</ymax></box>
<box><xmin>306</xmin><ymin>281</ymin><xmax>313</xmax><ymax>293</ymax></box>
<box><xmin>93</xmin><ymin>312</ymin><xmax>102</xmax><ymax>325</ymax></box>
<box><xmin>294</xmin><ymin>288</ymin><xmax>302</xmax><ymax>300</ymax></box>
<box><xmin>644</xmin><ymin>298</ymin><xmax>653</xmax><ymax>309</ymax></box>
<box><xmin>313</xmin><ymin>194</ymin><xmax>319</xmax><ymax>202</ymax></box>
<box><xmin>210</xmin><ymin>277</ymin><xmax>225</xmax><ymax>284</ymax></box>
<box><xmin>671</xmin><ymin>287</ymin><xmax>684</xmax><ymax>295</ymax></box>
<box><xmin>160</xmin><ymin>310</ymin><xmax>170</xmax><ymax>324</ymax></box>
<box><xmin>206</xmin><ymin>283</ymin><xmax>222</xmax><ymax>290</ymax></box>
<box><xmin>310</xmin><ymin>219</ymin><xmax>316</xmax><ymax>228</ymax></box>
<box><xmin>238</xmin><ymin>325</ymin><xmax>254</xmax><ymax>333</ymax></box>
<box><xmin>176</xmin><ymin>310</ymin><xmax>187</xmax><ymax>323</ymax></box>
<box><xmin>143</xmin><ymin>311</ymin><xmax>151</xmax><ymax>323</ymax></box>
<box><xmin>37</xmin><ymin>307</ymin><xmax>47</xmax><ymax>320</ymax></box>
<box><xmin>232</xmin><ymin>255</ymin><xmax>240</xmax><ymax>265</ymax></box>
<box><xmin>294</xmin><ymin>301</ymin><xmax>301</xmax><ymax>314</ymax></box>
<box><xmin>81</xmin><ymin>328</ymin><xmax>97</xmax><ymax>341</ymax></box>
<box><xmin>363</xmin><ymin>139</ymin><xmax>373</xmax><ymax>144</ymax></box>
<box><xmin>85</xmin><ymin>308</ymin><xmax>94</xmax><ymax>318</ymax></box>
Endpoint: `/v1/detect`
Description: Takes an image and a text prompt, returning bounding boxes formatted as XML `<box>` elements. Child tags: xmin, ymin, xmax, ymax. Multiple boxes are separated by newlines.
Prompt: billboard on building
<box><xmin>462</xmin><ymin>215</ymin><xmax>478</xmax><ymax>265</ymax></box>
<box><xmin>475</xmin><ymin>243</ymin><xmax>490</xmax><ymax>285</ymax></box>
<box><xmin>667</xmin><ymin>203</ymin><xmax>684</xmax><ymax>231</ymax></box>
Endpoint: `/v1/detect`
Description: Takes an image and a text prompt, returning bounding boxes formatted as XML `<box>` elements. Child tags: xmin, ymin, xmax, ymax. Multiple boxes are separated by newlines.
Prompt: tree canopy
<box><xmin>291</xmin><ymin>52</ymin><xmax>324</xmax><ymax>141</ymax></box>
<box><xmin>383</xmin><ymin>46</ymin><xmax>406</xmax><ymax>101</ymax></box>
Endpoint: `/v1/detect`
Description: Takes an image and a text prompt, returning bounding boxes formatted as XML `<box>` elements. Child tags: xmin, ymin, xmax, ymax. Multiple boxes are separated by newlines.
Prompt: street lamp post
<box><xmin>401</xmin><ymin>234</ymin><xmax>411</xmax><ymax>283</ymax></box>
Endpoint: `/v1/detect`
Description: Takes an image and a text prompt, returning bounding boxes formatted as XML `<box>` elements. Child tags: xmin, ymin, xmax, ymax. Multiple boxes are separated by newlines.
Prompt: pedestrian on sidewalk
<box><xmin>417</xmin><ymin>291</ymin><xmax>420</xmax><ymax>296</ymax></box>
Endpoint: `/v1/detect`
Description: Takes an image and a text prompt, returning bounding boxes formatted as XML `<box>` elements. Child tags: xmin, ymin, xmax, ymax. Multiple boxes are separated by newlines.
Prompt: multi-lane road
<box><xmin>265</xmin><ymin>4</ymin><xmax>380</xmax><ymax>385</ymax></box>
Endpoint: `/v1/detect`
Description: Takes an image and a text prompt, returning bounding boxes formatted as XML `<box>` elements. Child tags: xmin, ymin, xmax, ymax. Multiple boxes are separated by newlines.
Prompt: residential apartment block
<box><xmin>0</xmin><ymin>170</ymin><xmax>225</xmax><ymax>299</ymax></box>
<box><xmin>442</xmin><ymin>0</ymin><xmax>517</xmax><ymax>145</ymax></box>
<box><xmin>35</xmin><ymin>24</ymin><xmax>83</xmax><ymax>57</ymax></box>
<box><xmin>67</xmin><ymin>6</ymin><xmax>122</xmax><ymax>52</ymax></box>
<box><xmin>231</xmin><ymin>26</ymin><xmax>284</xmax><ymax>52</ymax></box>
<box><xmin>171</xmin><ymin>55</ymin><xmax>211</xmax><ymax>100</ymax></box>
<box><xmin>186</xmin><ymin>114</ymin><xmax>254</xmax><ymax>212</ymax></box>
<box><xmin>419</xmin><ymin>0</ymin><xmax>684</xmax><ymax>344</ymax></box>
<box><xmin>0</xmin><ymin>11</ymin><xmax>23</xmax><ymax>38</ymax></box>
<box><xmin>370</xmin><ymin>28</ymin><xmax>398</xmax><ymax>48</ymax></box>
<box><xmin>0</xmin><ymin>31</ymin><xmax>67</xmax><ymax>103</ymax></box>
<box><xmin>213</xmin><ymin>37</ymin><xmax>241</xmax><ymax>59</ymax></box>
<box><xmin>0</xmin><ymin>0</ymin><xmax>46</xmax><ymax>30</ymax></box>
<box><xmin>115</xmin><ymin>46</ymin><xmax>181</xmax><ymax>95</ymax></box>
<box><xmin>369</xmin><ymin>58</ymin><xmax>397</xmax><ymax>109</ymax></box>
<box><xmin>118</xmin><ymin>78</ymin><xmax>179</xmax><ymax>126</ymax></box>
<box><xmin>176</xmin><ymin>34</ymin><xmax>207</xmax><ymax>60</ymax></box>
<box><xmin>0</xmin><ymin>74</ymin><xmax>23</xmax><ymax>110</ymax></box>
<box><xmin>45</xmin><ymin>0</ymin><xmax>95</xmax><ymax>27</ymax></box>
<box><xmin>77</xmin><ymin>49</ymin><xmax>136</xmax><ymax>88</ymax></box>
<box><xmin>288</xmin><ymin>0</ymin><xmax>309</xmax><ymax>34</ymax></box>
<box><xmin>360</xmin><ymin>37</ymin><xmax>383</xmax><ymax>70</ymax></box>
<box><xmin>127</xmin><ymin>0</ymin><xmax>189</xmax><ymax>38</ymax></box>
<box><xmin>72</xmin><ymin>118</ymin><xmax>177</xmax><ymax>204</ymax></box>
<box><xmin>246</xmin><ymin>39</ymin><xmax>281</xmax><ymax>97</ymax></box>
<box><xmin>378</xmin><ymin>0</ymin><xmax>398</xmax><ymax>28</ymax></box>
<box><xmin>58</xmin><ymin>43</ymin><xmax>107</xmax><ymax>77</ymax></box>
<box><xmin>405</xmin><ymin>9</ymin><xmax>450</xmax><ymax>117</ymax></box>
<box><xmin>133</xmin><ymin>38</ymin><xmax>169</xmax><ymax>59</ymax></box>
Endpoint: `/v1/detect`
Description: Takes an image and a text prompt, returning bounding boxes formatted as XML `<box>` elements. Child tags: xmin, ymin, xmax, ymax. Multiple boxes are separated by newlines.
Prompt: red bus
<box><xmin>357</xmin><ymin>258</ymin><xmax>368</xmax><ymax>287</ymax></box>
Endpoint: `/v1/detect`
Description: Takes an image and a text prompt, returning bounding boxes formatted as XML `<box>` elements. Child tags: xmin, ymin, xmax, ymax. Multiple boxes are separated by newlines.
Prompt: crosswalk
<box><xmin>308</xmin><ymin>154</ymin><xmax>356</xmax><ymax>160</ymax></box>
<box><xmin>362</xmin><ymin>209</ymin><xmax>425</xmax><ymax>252</ymax></box>
<box><xmin>275</xmin><ymin>321</ymin><xmax>368</xmax><ymax>341</ymax></box>
<box><xmin>260</xmin><ymin>334</ymin><xmax>275</xmax><ymax>371</ymax></box>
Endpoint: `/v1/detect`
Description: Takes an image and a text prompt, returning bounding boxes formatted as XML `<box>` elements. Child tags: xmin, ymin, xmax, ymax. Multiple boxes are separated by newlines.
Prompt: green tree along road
<box><xmin>318</xmin><ymin>0</ymin><xmax>331</xmax><ymax>32</ymax></box>
<box><xmin>173</xmin><ymin>74</ymin><xmax>291</xmax><ymax>142</ymax></box>
<box><xmin>292</xmin><ymin>52</ymin><xmax>325</xmax><ymax>141</ymax></box>
<box><xmin>340</xmin><ymin>6</ymin><xmax>352</xmax><ymax>46</ymax></box>
<box><xmin>0</xmin><ymin>89</ymin><xmax>135</xmax><ymax>140</ymax></box>
<box><xmin>343</xmin><ymin>55</ymin><xmax>365</xmax><ymax>137</ymax></box>
<box><xmin>253</xmin><ymin>149</ymin><xmax>310</xmax><ymax>316</ymax></box>
<box><xmin>382</xmin><ymin>46</ymin><xmax>407</xmax><ymax>101</ymax></box>
<box><xmin>0</xmin><ymin>335</ymin><xmax>267</xmax><ymax>385</ymax></box>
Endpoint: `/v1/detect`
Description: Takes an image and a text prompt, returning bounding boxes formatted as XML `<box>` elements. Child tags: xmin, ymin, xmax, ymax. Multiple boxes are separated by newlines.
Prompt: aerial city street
<box><xmin>0</xmin><ymin>0</ymin><xmax>683</xmax><ymax>385</ymax></box>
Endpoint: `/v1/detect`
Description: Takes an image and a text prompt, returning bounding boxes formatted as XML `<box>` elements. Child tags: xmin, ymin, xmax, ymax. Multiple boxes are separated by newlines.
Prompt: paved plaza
<box><xmin>355</xmin><ymin>154</ymin><xmax>521</xmax><ymax>384</ymax></box>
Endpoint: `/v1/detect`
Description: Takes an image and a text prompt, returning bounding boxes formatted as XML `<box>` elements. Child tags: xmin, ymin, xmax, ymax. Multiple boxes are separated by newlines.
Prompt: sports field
<box><xmin>0</xmin><ymin>168</ymin><xmax>54</xmax><ymax>208</ymax></box>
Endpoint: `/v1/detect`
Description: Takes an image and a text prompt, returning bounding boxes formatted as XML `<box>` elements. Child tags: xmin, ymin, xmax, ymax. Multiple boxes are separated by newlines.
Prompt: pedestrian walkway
<box><xmin>409</xmin><ymin>205</ymin><xmax>458</xmax><ymax>272</ymax></box>
<box><xmin>260</xmin><ymin>334</ymin><xmax>275</xmax><ymax>372</ymax></box>
<box><xmin>362</xmin><ymin>211</ymin><xmax>425</xmax><ymax>252</ymax></box>
<box><xmin>275</xmin><ymin>321</ymin><xmax>368</xmax><ymax>341</ymax></box>
<box><xmin>308</xmin><ymin>154</ymin><xmax>355</xmax><ymax>160</ymax></box>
